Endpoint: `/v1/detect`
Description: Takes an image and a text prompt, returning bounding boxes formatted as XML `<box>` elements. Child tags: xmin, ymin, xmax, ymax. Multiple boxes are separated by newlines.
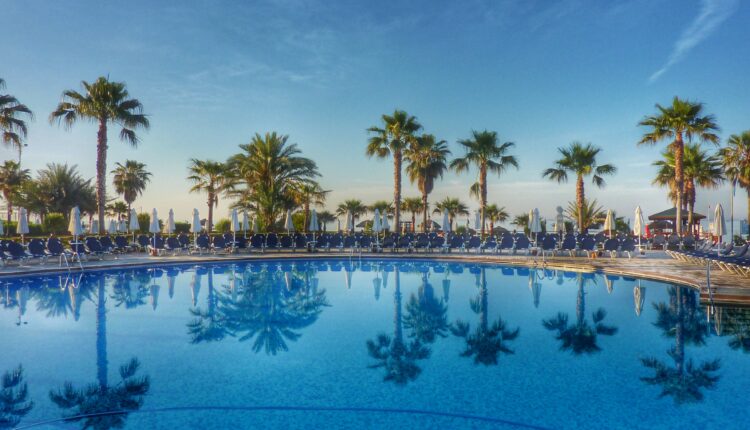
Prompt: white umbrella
<box><xmin>128</xmin><ymin>209</ymin><xmax>139</xmax><ymax>231</ymax></box>
<box><xmin>107</xmin><ymin>219</ymin><xmax>117</xmax><ymax>235</ymax></box>
<box><xmin>309</xmin><ymin>209</ymin><xmax>320</xmax><ymax>232</ymax></box>
<box><xmin>372</xmin><ymin>209</ymin><xmax>382</xmax><ymax>233</ymax></box>
<box><xmin>474</xmin><ymin>210</ymin><xmax>481</xmax><ymax>231</ymax></box>
<box><xmin>634</xmin><ymin>281</ymin><xmax>646</xmax><ymax>317</ymax></box>
<box><xmin>0</xmin><ymin>219</ymin><xmax>4</xmax><ymax>235</ymax></box>
<box><xmin>252</xmin><ymin>216</ymin><xmax>259</xmax><ymax>234</ymax></box>
<box><xmin>530</xmin><ymin>208</ymin><xmax>542</xmax><ymax>242</ymax></box>
<box><xmin>88</xmin><ymin>219</ymin><xmax>99</xmax><ymax>236</ymax></box>
<box><xmin>381</xmin><ymin>212</ymin><xmax>390</xmax><ymax>231</ymax></box>
<box><xmin>634</xmin><ymin>206</ymin><xmax>645</xmax><ymax>250</ymax></box>
<box><xmin>346</xmin><ymin>211</ymin><xmax>354</xmax><ymax>232</ymax></box>
<box><xmin>190</xmin><ymin>209</ymin><xmax>202</xmax><ymax>233</ymax></box>
<box><xmin>17</xmin><ymin>208</ymin><xmax>29</xmax><ymax>243</ymax></box>
<box><xmin>149</xmin><ymin>208</ymin><xmax>160</xmax><ymax>250</ymax></box>
<box><xmin>164</xmin><ymin>209</ymin><xmax>176</xmax><ymax>235</ymax></box>
<box><xmin>241</xmin><ymin>211</ymin><xmax>250</xmax><ymax>237</ymax></box>
<box><xmin>714</xmin><ymin>204</ymin><xmax>726</xmax><ymax>244</ymax></box>
<box><xmin>442</xmin><ymin>208</ymin><xmax>451</xmax><ymax>233</ymax></box>
<box><xmin>118</xmin><ymin>219</ymin><xmax>127</xmax><ymax>233</ymax></box>
<box><xmin>603</xmin><ymin>209</ymin><xmax>615</xmax><ymax>237</ymax></box>
<box><xmin>69</xmin><ymin>207</ymin><xmax>84</xmax><ymax>259</ymax></box>
<box><xmin>284</xmin><ymin>209</ymin><xmax>294</xmax><ymax>233</ymax></box>
<box><xmin>230</xmin><ymin>209</ymin><xmax>239</xmax><ymax>248</ymax></box>
<box><xmin>554</xmin><ymin>206</ymin><xmax>566</xmax><ymax>234</ymax></box>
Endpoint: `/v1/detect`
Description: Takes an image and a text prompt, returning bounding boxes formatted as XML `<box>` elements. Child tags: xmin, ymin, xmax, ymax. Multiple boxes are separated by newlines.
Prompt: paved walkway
<box><xmin>2</xmin><ymin>250</ymin><xmax>748</xmax><ymax>305</ymax></box>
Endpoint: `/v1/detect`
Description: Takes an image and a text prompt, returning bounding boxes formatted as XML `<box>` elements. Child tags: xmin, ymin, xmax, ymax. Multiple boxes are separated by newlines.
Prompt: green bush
<box><xmin>136</xmin><ymin>213</ymin><xmax>162</xmax><ymax>233</ymax></box>
<box><xmin>175</xmin><ymin>221</ymin><xmax>190</xmax><ymax>234</ymax></box>
<box><xmin>214</xmin><ymin>218</ymin><xmax>231</xmax><ymax>233</ymax></box>
<box><xmin>43</xmin><ymin>213</ymin><xmax>68</xmax><ymax>234</ymax></box>
<box><xmin>1</xmin><ymin>220</ymin><xmax>43</xmax><ymax>236</ymax></box>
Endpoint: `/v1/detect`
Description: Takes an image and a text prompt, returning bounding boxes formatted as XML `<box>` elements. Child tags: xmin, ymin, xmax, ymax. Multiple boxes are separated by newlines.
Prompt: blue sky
<box><xmin>2</xmin><ymin>0</ymin><xmax>749</xmax><ymax>228</ymax></box>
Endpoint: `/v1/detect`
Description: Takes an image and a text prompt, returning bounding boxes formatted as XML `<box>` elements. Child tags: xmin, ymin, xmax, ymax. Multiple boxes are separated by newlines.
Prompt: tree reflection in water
<box><xmin>0</xmin><ymin>365</ymin><xmax>33</xmax><ymax>428</ymax></box>
<box><xmin>109</xmin><ymin>270</ymin><xmax>150</xmax><ymax>310</ymax></box>
<box><xmin>187</xmin><ymin>269</ymin><xmax>229</xmax><ymax>343</ymax></box>
<box><xmin>367</xmin><ymin>267</ymin><xmax>430</xmax><ymax>385</ymax></box>
<box><xmin>542</xmin><ymin>273</ymin><xmax>616</xmax><ymax>354</ymax></box>
<box><xmin>403</xmin><ymin>270</ymin><xmax>448</xmax><ymax>344</ymax></box>
<box><xmin>641</xmin><ymin>286</ymin><xmax>720</xmax><ymax>404</ymax></box>
<box><xmin>49</xmin><ymin>274</ymin><xmax>150</xmax><ymax>429</ymax></box>
<box><xmin>451</xmin><ymin>268</ymin><xmax>519</xmax><ymax>365</ymax></box>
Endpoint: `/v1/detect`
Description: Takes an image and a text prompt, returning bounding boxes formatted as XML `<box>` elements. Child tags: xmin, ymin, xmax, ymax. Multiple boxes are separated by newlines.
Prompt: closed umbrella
<box><xmin>633</xmin><ymin>206</ymin><xmax>645</xmax><ymax>249</ymax></box>
<box><xmin>108</xmin><ymin>219</ymin><xmax>117</xmax><ymax>235</ymax></box>
<box><xmin>309</xmin><ymin>209</ymin><xmax>320</xmax><ymax>248</ymax></box>
<box><xmin>88</xmin><ymin>219</ymin><xmax>99</xmax><ymax>236</ymax></box>
<box><xmin>530</xmin><ymin>208</ymin><xmax>542</xmax><ymax>243</ymax></box>
<box><xmin>346</xmin><ymin>211</ymin><xmax>354</xmax><ymax>232</ymax></box>
<box><xmin>0</xmin><ymin>219</ymin><xmax>4</xmax><ymax>235</ymax></box>
<box><xmin>118</xmin><ymin>219</ymin><xmax>127</xmax><ymax>233</ymax></box>
<box><xmin>69</xmin><ymin>207</ymin><xmax>84</xmax><ymax>260</ymax></box>
<box><xmin>149</xmin><ymin>208</ymin><xmax>160</xmax><ymax>250</ymax></box>
<box><xmin>381</xmin><ymin>212</ymin><xmax>390</xmax><ymax>232</ymax></box>
<box><xmin>714</xmin><ymin>204</ymin><xmax>726</xmax><ymax>244</ymax></box>
<box><xmin>252</xmin><ymin>216</ymin><xmax>259</xmax><ymax>234</ymax></box>
<box><xmin>634</xmin><ymin>281</ymin><xmax>646</xmax><ymax>317</ymax></box>
<box><xmin>17</xmin><ymin>208</ymin><xmax>29</xmax><ymax>244</ymax></box>
<box><xmin>164</xmin><ymin>209</ymin><xmax>176</xmax><ymax>236</ymax></box>
<box><xmin>603</xmin><ymin>209</ymin><xmax>615</xmax><ymax>238</ymax></box>
<box><xmin>190</xmin><ymin>208</ymin><xmax>202</xmax><ymax>248</ymax></box>
<box><xmin>442</xmin><ymin>208</ymin><xmax>451</xmax><ymax>234</ymax></box>
<box><xmin>372</xmin><ymin>209</ymin><xmax>381</xmax><ymax>248</ymax></box>
<box><xmin>284</xmin><ymin>209</ymin><xmax>294</xmax><ymax>234</ymax></box>
<box><xmin>129</xmin><ymin>208</ymin><xmax>139</xmax><ymax>245</ymax></box>
<box><xmin>474</xmin><ymin>210</ymin><xmax>481</xmax><ymax>232</ymax></box>
<box><xmin>230</xmin><ymin>209</ymin><xmax>239</xmax><ymax>248</ymax></box>
<box><xmin>554</xmin><ymin>206</ymin><xmax>566</xmax><ymax>235</ymax></box>
<box><xmin>241</xmin><ymin>211</ymin><xmax>250</xmax><ymax>238</ymax></box>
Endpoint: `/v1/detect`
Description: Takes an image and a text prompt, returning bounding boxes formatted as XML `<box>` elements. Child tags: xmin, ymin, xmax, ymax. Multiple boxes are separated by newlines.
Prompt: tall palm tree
<box><xmin>291</xmin><ymin>182</ymin><xmax>328</xmax><ymax>232</ymax></box>
<box><xmin>50</xmin><ymin>275</ymin><xmax>150</xmax><ymax>429</ymax></box>
<box><xmin>19</xmin><ymin>163</ymin><xmax>96</xmax><ymax>224</ymax></box>
<box><xmin>336</xmin><ymin>199</ymin><xmax>367</xmax><ymax>227</ymax></box>
<box><xmin>366</xmin><ymin>110</ymin><xmax>422</xmax><ymax>232</ymax></box>
<box><xmin>0</xmin><ymin>365</ymin><xmax>33</xmax><ymax>428</ymax></box>
<box><xmin>0</xmin><ymin>160</ymin><xmax>29</xmax><ymax>227</ymax></box>
<box><xmin>543</xmin><ymin>274</ymin><xmax>617</xmax><ymax>354</ymax></box>
<box><xmin>405</xmin><ymin>134</ymin><xmax>450</xmax><ymax>232</ymax></box>
<box><xmin>367</xmin><ymin>267</ymin><xmax>430</xmax><ymax>384</ymax></box>
<box><xmin>432</xmin><ymin>197</ymin><xmax>469</xmax><ymax>231</ymax></box>
<box><xmin>106</xmin><ymin>201</ymin><xmax>129</xmax><ymax>221</ymax></box>
<box><xmin>653</xmin><ymin>144</ymin><xmax>724</xmax><ymax>234</ymax></box>
<box><xmin>400</xmin><ymin>197</ymin><xmax>424</xmax><ymax>233</ymax></box>
<box><xmin>451</xmin><ymin>130</ymin><xmax>518</xmax><ymax>236</ymax></box>
<box><xmin>543</xmin><ymin>142</ymin><xmax>616</xmax><ymax>233</ymax></box>
<box><xmin>720</xmin><ymin>131</ymin><xmax>750</xmax><ymax>236</ymax></box>
<box><xmin>370</xmin><ymin>200</ymin><xmax>394</xmax><ymax>216</ymax></box>
<box><xmin>564</xmin><ymin>198</ymin><xmax>606</xmax><ymax>232</ymax></box>
<box><xmin>451</xmin><ymin>268</ymin><xmax>519</xmax><ymax>365</ymax></box>
<box><xmin>317</xmin><ymin>210</ymin><xmax>336</xmax><ymax>232</ymax></box>
<box><xmin>50</xmin><ymin>77</ymin><xmax>149</xmax><ymax>234</ymax></box>
<box><xmin>638</xmin><ymin>97</ymin><xmax>719</xmax><ymax>235</ymax></box>
<box><xmin>187</xmin><ymin>159</ymin><xmax>230</xmax><ymax>234</ymax></box>
<box><xmin>228</xmin><ymin>132</ymin><xmax>319</xmax><ymax>230</ymax></box>
<box><xmin>0</xmin><ymin>79</ymin><xmax>33</xmax><ymax>162</ymax></box>
<box><xmin>111</xmin><ymin>160</ymin><xmax>152</xmax><ymax>224</ymax></box>
<box><xmin>484</xmin><ymin>204</ymin><xmax>509</xmax><ymax>235</ymax></box>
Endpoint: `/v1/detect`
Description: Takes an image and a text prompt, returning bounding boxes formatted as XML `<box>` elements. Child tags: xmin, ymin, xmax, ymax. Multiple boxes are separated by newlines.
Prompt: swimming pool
<box><xmin>1</xmin><ymin>259</ymin><xmax>747</xmax><ymax>429</ymax></box>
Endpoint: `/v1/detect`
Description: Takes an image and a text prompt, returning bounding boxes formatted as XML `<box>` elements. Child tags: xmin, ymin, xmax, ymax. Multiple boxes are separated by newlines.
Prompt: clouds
<box><xmin>649</xmin><ymin>0</ymin><xmax>739</xmax><ymax>82</ymax></box>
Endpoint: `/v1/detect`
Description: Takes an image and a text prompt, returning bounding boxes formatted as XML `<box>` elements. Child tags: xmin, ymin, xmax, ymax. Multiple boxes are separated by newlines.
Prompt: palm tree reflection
<box><xmin>110</xmin><ymin>270</ymin><xmax>150</xmax><ymax>309</ymax></box>
<box><xmin>50</xmin><ymin>274</ymin><xmax>150</xmax><ymax>429</ymax></box>
<box><xmin>451</xmin><ymin>268</ymin><xmax>519</xmax><ymax>365</ymax></box>
<box><xmin>641</xmin><ymin>287</ymin><xmax>720</xmax><ymax>404</ymax></box>
<box><xmin>367</xmin><ymin>268</ymin><xmax>430</xmax><ymax>384</ymax></box>
<box><xmin>404</xmin><ymin>272</ymin><xmax>448</xmax><ymax>344</ymax></box>
<box><xmin>542</xmin><ymin>273</ymin><xmax>617</xmax><ymax>354</ymax></box>
<box><xmin>187</xmin><ymin>269</ymin><xmax>229</xmax><ymax>343</ymax></box>
<box><xmin>0</xmin><ymin>365</ymin><xmax>33</xmax><ymax>428</ymax></box>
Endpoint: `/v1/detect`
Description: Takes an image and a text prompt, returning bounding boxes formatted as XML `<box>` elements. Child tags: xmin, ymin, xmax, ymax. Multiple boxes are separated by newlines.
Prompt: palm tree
<box><xmin>0</xmin><ymin>79</ymin><xmax>33</xmax><ymax>162</ymax></box>
<box><xmin>187</xmin><ymin>159</ymin><xmax>230</xmax><ymax>234</ymax></box>
<box><xmin>50</xmin><ymin>77</ymin><xmax>149</xmax><ymax>234</ymax></box>
<box><xmin>367</xmin><ymin>267</ymin><xmax>430</xmax><ymax>384</ymax></box>
<box><xmin>336</xmin><ymin>199</ymin><xmax>367</xmax><ymax>227</ymax></box>
<box><xmin>228</xmin><ymin>132</ymin><xmax>319</xmax><ymax>230</ymax></box>
<box><xmin>638</xmin><ymin>97</ymin><xmax>720</xmax><ymax>235</ymax></box>
<box><xmin>291</xmin><ymin>183</ymin><xmax>328</xmax><ymax>232</ymax></box>
<box><xmin>641</xmin><ymin>287</ymin><xmax>720</xmax><ymax>403</ymax></box>
<box><xmin>654</xmin><ymin>144</ymin><xmax>724</xmax><ymax>234</ymax></box>
<box><xmin>564</xmin><ymin>198</ymin><xmax>606</xmax><ymax>232</ymax></box>
<box><xmin>451</xmin><ymin>268</ymin><xmax>519</xmax><ymax>365</ymax></box>
<box><xmin>0</xmin><ymin>160</ymin><xmax>29</xmax><ymax>227</ymax></box>
<box><xmin>317</xmin><ymin>210</ymin><xmax>336</xmax><ymax>232</ymax></box>
<box><xmin>366</xmin><ymin>110</ymin><xmax>422</xmax><ymax>232</ymax></box>
<box><xmin>106</xmin><ymin>201</ymin><xmax>129</xmax><ymax>221</ymax></box>
<box><xmin>50</xmin><ymin>274</ymin><xmax>150</xmax><ymax>429</ymax></box>
<box><xmin>19</xmin><ymin>163</ymin><xmax>96</xmax><ymax>223</ymax></box>
<box><xmin>484</xmin><ymin>204</ymin><xmax>509</xmax><ymax>235</ymax></box>
<box><xmin>543</xmin><ymin>142</ymin><xmax>616</xmax><ymax>233</ymax></box>
<box><xmin>111</xmin><ymin>160</ymin><xmax>152</xmax><ymax>224</ymax></box>
<box><xmin>543</xmin><ymin>274</ymin><xmax>617</xmax><ymax>354</ymax></box>
<box><xmin>370</xmin><ymin>200</ymin><xmax>394</xmax><ymax>216</ymax></box>
<box><xmin>0</xmin><ymin>365</ymin><xmax>33</xmax><ymax>428</ymax></box>
<box><xmin>451</xmin><ymin>130</ymin><xmax>518</xmax><ymax>236</ymax></box>
<box><xmin>400</xmin><ymin>197</ymin><xmax>424</xmax><ymax>233</ymax></box>
<box><xmin>405</xmin><ymin>134</ymin><xmax>450</xmax><ymax>232</ymax></box>
<box><xmin>432</xmin><ymin>197</ymin><xmax>469</xmax><ymax>231</ymax></box>
<box><xmin>720</xmin><ymin>131</ymin><xmax>750</xmax><ymax>237</ymax></box>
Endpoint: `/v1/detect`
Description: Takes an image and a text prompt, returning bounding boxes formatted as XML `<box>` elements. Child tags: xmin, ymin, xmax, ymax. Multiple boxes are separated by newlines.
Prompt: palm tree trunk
<box><xmin>207</xmin><ymin>192</ymin><xmax>214</xmax><ymax>234</ymax></box>
<box><xmin>393</xmin><ymin>151</ymin><xmax>402</xmax><ymax>233</ymax></box>
<box><xmin>686</xmin><ymin>180</ymin><xmax>695</xmax><ymax>237</ymax></box>
<box><xmin>673</xmin><ymin>135</ymin><xmax>684</xmax><ymax>236</ymax></box>
<box><xmin>96</xmin><ymin>276</ymin><xmax>108</xmax><ymax>390</ymax></box>
<box><xmin>5</xmin><ymin>193</ymin><xmax>12</xmax><ymax>236</ymax></box>
<box><xmin>576</xmin><ymin>175</ymin><xmax>585</xmax><ymax>233</ymax></box>
<box><xmin>422</xmin><ymin>192</ymin><xmax>428</xmax><ymax>233</ymax></box>
<box><xmin>479</xmin><ymin>269</ymin><xmax>488</xmax><ymax>332</ymax></box>
<box><xmin>576</xmin><ymin>276</ymin><xmax>585</xmax><ymax>327</ymax></box>
<box><xmin>394</xmin><ymin>267</ymin><xmax>402</xmax><ymax>344</ymax></box>
<box><xmin>126</xmin><ymin>202</ymin><xmax>132</xmax><ymax>225</ymax></box>
<box><xmin>480</xmin><ymin>166</ymin><xmax>487</xmax><ymax>237</ymax></box>
<box><xmin>96</xmin><ymin>118</ymin><xmax>108</xmax><ymax>235</ymax></box>
<box><xmin>411</xmin><ymin>211</ymin><xmax>416</xmax><ymax>233</ymax></box>
<box><xmin>674</xmin><ymin>287</ymin><xmax>684</xmax><ymax>374</ymax></box>
<box><xmin>304</xmin><ymin>202</ymin><xmax>310</xmax><ymax>233</ymax></box>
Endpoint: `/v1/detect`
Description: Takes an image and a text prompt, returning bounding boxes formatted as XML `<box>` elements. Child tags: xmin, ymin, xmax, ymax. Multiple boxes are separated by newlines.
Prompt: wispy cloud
<box><xmin>649</xmin><ymin>0</ymin><xmax>739</xmax><ymax>83</ymax></box>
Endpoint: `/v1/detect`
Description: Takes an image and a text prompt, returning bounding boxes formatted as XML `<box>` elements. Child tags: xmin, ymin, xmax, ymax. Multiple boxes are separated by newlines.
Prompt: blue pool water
<box><xmin>1</xmin><ymin>259</ymin><xmax>748</xmax><ymax>429</ymax></box>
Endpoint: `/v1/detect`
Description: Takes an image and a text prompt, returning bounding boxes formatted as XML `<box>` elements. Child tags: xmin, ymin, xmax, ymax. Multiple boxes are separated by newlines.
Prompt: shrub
<box><xmin>175</xmin><ymin>221</ymin><xmax>190</xmax><ymax>234</ymax></box>
<box><xmin>136</xmin><ymin>213</ymin><xmax>162</xmax><ymax>233</ymax></box>
<box><xmin>43</xmin><ymin>213</ymin><xmax>68</xmax><ymax>234</ymax></box>
<box><xmin>214</xmin><ymin>218</ymin><xmax>231</xmax><ymax>233</ymax></box>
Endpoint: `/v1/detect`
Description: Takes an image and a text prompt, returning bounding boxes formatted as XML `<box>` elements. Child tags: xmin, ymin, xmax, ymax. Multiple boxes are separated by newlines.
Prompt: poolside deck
<box><xmin>1</xmin><ymin>250</ymin><xmax>748</xmax><ymax>305</ymax></box>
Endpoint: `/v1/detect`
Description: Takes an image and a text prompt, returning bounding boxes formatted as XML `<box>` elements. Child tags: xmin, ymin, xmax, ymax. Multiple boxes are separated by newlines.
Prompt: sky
<box><xmin>2</xmin><ymin>0</ymin><xmax>749</xmax><ymax>230</ymax></box>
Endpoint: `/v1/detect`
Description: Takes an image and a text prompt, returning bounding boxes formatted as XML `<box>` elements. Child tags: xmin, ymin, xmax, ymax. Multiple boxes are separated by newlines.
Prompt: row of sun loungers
<box><xmin>667</xmin><ymin>240</ymin><xmax>750</xmax><ymax>277</ymax></box>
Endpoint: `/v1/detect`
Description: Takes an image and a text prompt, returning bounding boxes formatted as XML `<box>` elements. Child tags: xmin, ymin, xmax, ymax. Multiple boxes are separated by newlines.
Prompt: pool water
<box><xmin>1</xmin><ymin>259</ymin><xmax>748</xmax><ymax>429</ymax></box>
